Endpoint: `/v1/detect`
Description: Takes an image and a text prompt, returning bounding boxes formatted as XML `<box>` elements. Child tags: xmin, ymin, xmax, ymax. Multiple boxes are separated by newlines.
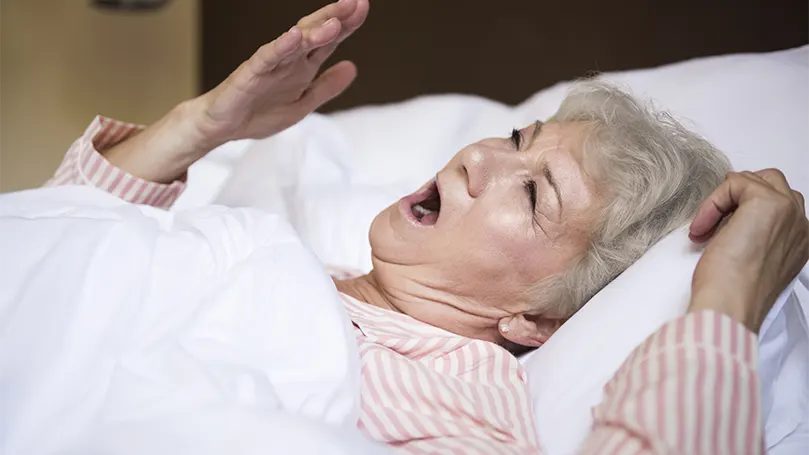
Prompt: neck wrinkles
<box><xmin>333</xmin><ymin>270</ymin><xmax>402</xmax><ymax>313</ymax></box>
<box><xmin>334</xmin><ymin>269</ymin><xmax>507</xmax><ymax>343</ymax></box>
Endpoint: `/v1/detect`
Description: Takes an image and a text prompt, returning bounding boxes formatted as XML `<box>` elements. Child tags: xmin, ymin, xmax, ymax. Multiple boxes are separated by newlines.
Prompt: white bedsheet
<box><xmin>0</xmin><ymin>186</ymin><xmax>383</xmax><ymax>455</ymax></box>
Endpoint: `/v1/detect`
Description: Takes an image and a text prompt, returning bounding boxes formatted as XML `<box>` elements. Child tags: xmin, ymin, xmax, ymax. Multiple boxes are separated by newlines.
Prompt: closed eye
<box><xmin>524</xmin><ymin>179</ymin><xmax>537</xmax><ymax>210</ymax></box>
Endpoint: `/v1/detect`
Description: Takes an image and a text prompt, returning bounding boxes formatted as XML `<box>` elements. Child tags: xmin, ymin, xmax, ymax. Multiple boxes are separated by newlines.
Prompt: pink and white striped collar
<box><xmin>339</xmin><ymin>292</ymin><xmax>462</xmax><ymax>341</ymax></box>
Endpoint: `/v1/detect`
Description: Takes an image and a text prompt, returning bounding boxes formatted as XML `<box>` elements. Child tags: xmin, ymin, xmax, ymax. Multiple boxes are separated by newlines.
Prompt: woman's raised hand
<box><xmin>688</xmin><ymin>169</ymin><xmax>808</xmax><ymax>332</ymax></box>
<box><xmin>103</xmin><ymin>0</ymin><xmax>369</xmax><ymax>184</ymax></box>
<box><xmin>192</xmin><ymin>0</ymin><xmax>370</xmax><ymax>149</ymax></box>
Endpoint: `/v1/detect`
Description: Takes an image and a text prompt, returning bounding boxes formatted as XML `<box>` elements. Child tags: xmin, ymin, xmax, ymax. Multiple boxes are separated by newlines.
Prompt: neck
<box><xmin>334</xmin><ymin>268</ymin><xmax>507</xmax><ymax>344</ymax></box>
<box><xmin>334</xmin><ymin>270</ymin><xmax>403</xmax><ymax>313</ymax></box>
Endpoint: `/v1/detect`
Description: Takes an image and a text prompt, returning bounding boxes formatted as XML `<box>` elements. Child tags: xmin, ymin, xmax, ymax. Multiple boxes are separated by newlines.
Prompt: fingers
<box><xmin>308</xmin><ymin>0</ymin><xmax>370</xmax><ymax>64</ymax></box>
<box><xmin>298</xmin><ymin>0</ymin><xmax>358</xmax><ymax>29</ymax></box>
<box><xmin>329</xmin><ymin>0</ymin><xmax>370</xmax><ymax>44</ymax></box>
<box><xmin>294</xmin><ymin>60</ymin><xmax>357</xmax><ymax>113</ymax></box>
<box><xmin>689</xmin><ymin>169</ymin><xmax>803</xmax><ymax>243</ymax></box>
<box><xmin>794</xmin><ymin>190</ymin><xmax>806</xmax><ymax>212</ymax></box>
<box><xmin>754</xmin><ymin>168</ymin><xmax>805</xmax><ymax>214</ymax></box>
<box><xmin>755</xmin><ymin>168</ymin><xmax>791</xmax><ymax>194</ymax></box>
<box><xmin>338</xmin><ymin>0</ymin><xmax>370</xmax><ymax>34</ymax></box>
<box><xmin>248</xmin><ymin>27</ymin><xmax>302</xmax><ymax>74</ymax></box>
<box><xmin>299</xmin><ymin>17</ymin><xmax>342</xmax><ymax>54</ymax></box>
<box><xmin>689</xmin><ymin>172</ymin><xmax>754</xmax><ymax>243</ymax></box>
<box><xmin>294</xmin><ymin>0</ymin><xmax>358</xmax><ymax>56</ymax></box>
<box><xmin>245</xmin><ymin>0</ymin><xmax>349</xmax><ymax>76</ymax></box>
<box><xmin>307</xmin><ymin>42</ymin><xmax>339</xmax><ymax>66</ymax></box>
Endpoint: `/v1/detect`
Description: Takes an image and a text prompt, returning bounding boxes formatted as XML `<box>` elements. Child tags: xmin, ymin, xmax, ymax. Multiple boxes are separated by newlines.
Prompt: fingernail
<box><xmin>324</xmin><ymin>17</ymin><xmax>338</xmax><ymax>27</ymax></box>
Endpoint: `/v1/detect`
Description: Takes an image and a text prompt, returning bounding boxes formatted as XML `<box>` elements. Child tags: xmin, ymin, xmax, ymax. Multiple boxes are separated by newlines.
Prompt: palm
<box><xmin>196</xmin><ymin>0</ymin><xmax>369</xmax><ymax>146</ymax></box>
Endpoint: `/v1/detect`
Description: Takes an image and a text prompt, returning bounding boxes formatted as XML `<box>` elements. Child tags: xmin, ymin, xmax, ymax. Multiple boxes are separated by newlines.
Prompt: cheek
<box><xmin>468</xmin><ymin>198</ymin><xmax>531</xmax><ymax>248</ymax></box>
<box><xmin>463</xmin><ymin>204</ymin><xmax>576</xmax><ymax>285</ymax></box>
<box><xmin>461</xmin><ymin>205</ymin><xmax>539</xmax><ymax>273</ymax></box>
<box><xmin>465</xmin><ymin>193</ymin><xmax>527</xmax><ymax>229</ymax></box>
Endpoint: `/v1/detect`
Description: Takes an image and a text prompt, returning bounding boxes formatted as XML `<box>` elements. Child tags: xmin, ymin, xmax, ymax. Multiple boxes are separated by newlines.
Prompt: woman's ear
<box><xmin>498</xmin><ymin>313</ymin><xmax>563</xmax><ymax>347</ymax></box>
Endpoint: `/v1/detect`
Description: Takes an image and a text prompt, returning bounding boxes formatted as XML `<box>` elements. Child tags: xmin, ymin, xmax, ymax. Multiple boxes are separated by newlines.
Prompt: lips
<box><xmin>399</xmin><ymin>178</ymin><xmax>442</xmax><ymax>227</ymax></box>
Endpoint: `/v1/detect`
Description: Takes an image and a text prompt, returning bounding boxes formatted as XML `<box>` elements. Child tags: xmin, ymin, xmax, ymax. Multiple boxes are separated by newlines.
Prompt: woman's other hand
<box><xmin>688</xmin><ymin>169</ymin><xmax>808</xmax><ymax>333</ymax></box>
<box><xmin>103</xmin><ymin>0</ymin><xmax>369</xmax><ymax>184</ymax></box>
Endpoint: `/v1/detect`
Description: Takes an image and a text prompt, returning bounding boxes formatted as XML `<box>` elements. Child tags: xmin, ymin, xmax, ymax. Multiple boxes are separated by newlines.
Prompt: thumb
<box><xmin>296</xmin><ymin>60</ymin><xmax>357</xmax><ymax>113</ymax></box>
<box><xmin>689</xmin><ymin>172</ymin><xmax>755</xmax><ymax>243</ymax></box>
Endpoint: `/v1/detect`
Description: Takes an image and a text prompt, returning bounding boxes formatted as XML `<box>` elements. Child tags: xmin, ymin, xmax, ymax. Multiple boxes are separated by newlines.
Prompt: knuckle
<box><xmin>727</xmin><ymin>171</ymin><xmax>756</xmax><ymax>188</ymax></box>
<box><xmin>256</xmin><ymin>47</ymin><xmax>273</xmax><ymax>62</ymax></box>
<box><xmin>758</xmin><ymin>168</ymin><xmax>788</xmax><ymax>184</ymax></box>
<box><xmin>726</xmin><ymin>171</ymin><xmax>744</xmax><ymax>182</ymax></box>
<box><xmin>773</xmin><ymin>193</ymin><xmax>794</xmax><ymax>210</ymax></box>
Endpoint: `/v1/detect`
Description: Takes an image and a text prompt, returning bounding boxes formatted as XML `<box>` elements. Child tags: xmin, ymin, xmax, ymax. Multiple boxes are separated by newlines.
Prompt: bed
<box><xmin>2</xmin><ymin>3</ymin><xmax>808</xmax><ymax>452</ymax></box>
<box><xmin>170</xmin><ymin>45</ymin><xmax>809</xmax><ymax>454</ymax></box>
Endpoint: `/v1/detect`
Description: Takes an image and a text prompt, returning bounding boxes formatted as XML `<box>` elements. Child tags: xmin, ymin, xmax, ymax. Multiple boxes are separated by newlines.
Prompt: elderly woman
<box><xmin>35</xmin><ymin>0</ymin><xmax>809</xmax><ymax>454</ymax></box>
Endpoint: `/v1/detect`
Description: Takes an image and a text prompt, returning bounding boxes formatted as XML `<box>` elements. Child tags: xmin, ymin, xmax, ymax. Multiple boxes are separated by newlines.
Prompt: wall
<box><xmin>202</xmin><ymin>0</ymin><xmax>808</xmax><ymax>112</ymax></box>
<box><xmin>0</xmin><ymin>0</ymin><xmax>198</xmax><ymax>191</ymax></box>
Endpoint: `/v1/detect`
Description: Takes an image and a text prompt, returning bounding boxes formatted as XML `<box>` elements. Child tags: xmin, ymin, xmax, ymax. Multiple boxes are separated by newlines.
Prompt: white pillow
<box><xmin>518</xmin><ymin>230</ymin><xmax>696</xmax><ymax>454</ymax></box>
<box><xmin>522</xmin><ymin>227</ymin><xmax>808</xmax><ymax>455</ymax></box>
<box><xmin>212</xmin><ymin>46</ymin><xmax>809</xmax><ymax>454</ymax></box>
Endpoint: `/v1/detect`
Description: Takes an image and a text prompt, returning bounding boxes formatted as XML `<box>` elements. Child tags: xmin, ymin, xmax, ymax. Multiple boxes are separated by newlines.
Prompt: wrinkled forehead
<box><xmin>530</xmin><ymin>122</ymin><xmax>592</xmax><ymax>173</ymax></box>
<box><xmin>531</xmin><ymin>121</ymin><xmax>604</xmax><ymax>214</ymax></box>
<box><xmin>541</xmin><ymin>120</ymin><xmax>608</xmax><ymax>178</ymax></box>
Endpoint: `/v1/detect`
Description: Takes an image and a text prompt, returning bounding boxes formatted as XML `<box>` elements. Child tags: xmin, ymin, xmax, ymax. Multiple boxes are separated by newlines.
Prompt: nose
<box><xmin>460</xmin><ymin>143</ymin><xmax>514</xmax><ymax>198</ymax></box>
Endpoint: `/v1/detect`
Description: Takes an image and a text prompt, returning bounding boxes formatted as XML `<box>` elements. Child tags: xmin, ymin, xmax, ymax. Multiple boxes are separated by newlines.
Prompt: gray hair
<box><xmin>533</xmin><ymin>80</ymin><xmax>731</xmax><ymax>319</ymax></box>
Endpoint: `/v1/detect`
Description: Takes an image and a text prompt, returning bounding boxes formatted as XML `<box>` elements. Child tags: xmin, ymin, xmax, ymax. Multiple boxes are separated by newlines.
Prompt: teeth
<box><xmin>413</xmin><ymin>203</ymin><xmax>434</xmax><ymax>217</ymax></box>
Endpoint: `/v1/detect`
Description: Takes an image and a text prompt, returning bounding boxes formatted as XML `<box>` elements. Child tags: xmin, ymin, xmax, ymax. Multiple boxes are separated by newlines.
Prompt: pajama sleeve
<box><xmin>578</xmin><ymin>310</ymin><xmax>761</xmax><ymax>455</ymax></box>
<box><xmin>45</xmin><ymin>115</ymin><xmax>186</xmax><ymax>209</ymax></box>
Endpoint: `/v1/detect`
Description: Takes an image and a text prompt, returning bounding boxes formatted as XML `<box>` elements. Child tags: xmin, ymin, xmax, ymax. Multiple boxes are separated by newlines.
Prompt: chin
<box><xmin>368</xmin><ymin>204</ymin><xmax>400</xmax><ymax>254</ymax></box>
<box><xmin>368</xmin><ymin>209</ymin><xmax>386</xmax><ymax>248</ymax></box>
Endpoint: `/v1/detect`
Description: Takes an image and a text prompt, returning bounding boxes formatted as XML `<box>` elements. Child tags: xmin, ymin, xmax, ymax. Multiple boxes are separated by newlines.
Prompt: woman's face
<box><xmin>369</xmin><ymin>121</ymin><xmax>599</xmax><ymax>344</ymax></box>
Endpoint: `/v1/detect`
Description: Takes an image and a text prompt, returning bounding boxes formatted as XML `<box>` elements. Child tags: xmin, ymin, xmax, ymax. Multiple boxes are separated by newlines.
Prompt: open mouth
<box><xmin>401</xmin><ymin>179</ymin><xmax>442</xmax><ymax>227</ymax></box>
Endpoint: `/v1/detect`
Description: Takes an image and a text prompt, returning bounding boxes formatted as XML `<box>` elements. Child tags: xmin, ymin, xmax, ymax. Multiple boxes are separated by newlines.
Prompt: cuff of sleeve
<box><xmin>594</xmin><ymin>311</ymin><xmax>761</xmax><ymax>455</ymax></box>
<box><xmin>77</xmin><ymin>115</ymin><xmax>186</xmax><ymax>208</ymax></box>
<box><xmin>605</xmin><ymin>310</ymin><xmax>758</xmax><ymax>397</ymax></box>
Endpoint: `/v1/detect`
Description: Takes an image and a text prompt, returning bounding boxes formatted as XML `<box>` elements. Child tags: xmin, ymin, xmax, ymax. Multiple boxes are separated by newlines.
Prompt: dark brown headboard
<box><xmin>202</xmin><ymin>0</ymin><xmax>808</xmax><ymax>112</ymax></box>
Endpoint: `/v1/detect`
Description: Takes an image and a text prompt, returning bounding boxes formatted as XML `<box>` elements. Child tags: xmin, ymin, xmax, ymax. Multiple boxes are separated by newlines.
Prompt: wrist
<box><xmin>688</xmin><ymin>287</ymin><xmax>764</xmax><ymax>333</ymax></box>
<box><xmin>102</xmin><ymin>101</ymin><xmax>214</xmax><ymax>184</ymax></box>
<box><xmin>170</xmin><ymin>98</ymin><xmax>223</xmax><ymax>159</ymax></box>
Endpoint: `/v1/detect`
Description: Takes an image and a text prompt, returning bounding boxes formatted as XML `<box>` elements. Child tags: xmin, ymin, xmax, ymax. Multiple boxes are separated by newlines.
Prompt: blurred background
<box><xmin>1</xmin><ymin>0</ymin><xmax>807</xmax><ymax>192</ymax></box>
<box><xmin>1</xmin><ymin>0</ymin><xmax>198</xmax><ymax>191</ymax></box>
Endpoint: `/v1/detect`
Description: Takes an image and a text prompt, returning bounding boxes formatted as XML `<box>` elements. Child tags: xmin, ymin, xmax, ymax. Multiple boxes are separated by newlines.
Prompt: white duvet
<box><xmin>0</xmin><ymin>187</ymin><xmax>386</xmax><ymax>455</ymax></box>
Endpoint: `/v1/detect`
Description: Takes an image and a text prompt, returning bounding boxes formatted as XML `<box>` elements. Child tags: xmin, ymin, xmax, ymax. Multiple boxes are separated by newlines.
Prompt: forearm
<box><xmin>46</xmin><ymin>115</ymin><xmax>187</xmax><ymax>209</ymax></box>
<box><xmin>102</xmin><ymin>100</ymin><xmax>214</xmax><ymax>184</ymax></box>
<box><xmin>577</xmin><ymin>310</ymin><xmax>761</xmax><ymax>455</ymax></box>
